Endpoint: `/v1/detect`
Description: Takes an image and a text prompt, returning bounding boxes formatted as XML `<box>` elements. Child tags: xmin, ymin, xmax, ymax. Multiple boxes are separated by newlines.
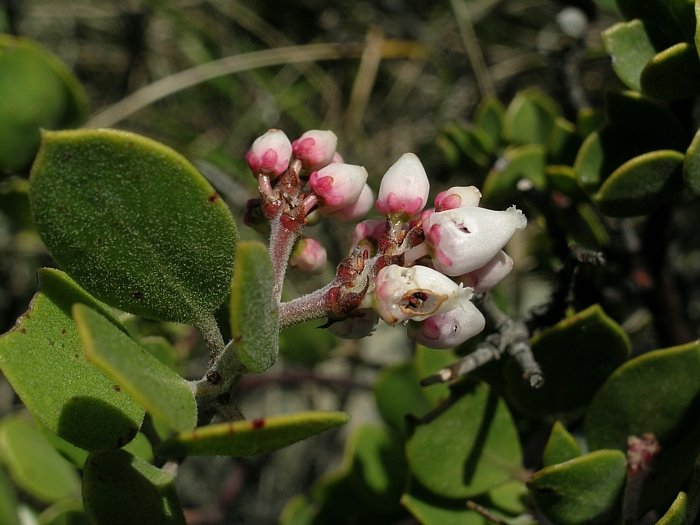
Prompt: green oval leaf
<box><xmin>0</xmin><ymin>415</ymin><xmax>80</xmax><ymax>503</ymax></box>
<box><xmin>503</xmin><ymin>89</ymin><xmax>561</xmax><ymax>146</ymax></box>
<box><xmin>155</xmin><ymin>411</ymin><xmax>349</xmax><ymax>457</ymax></box>
<box><xmin>596</xmin><ymin>150</ymin><xmax>684</xmax><ymax>217</ymax></box>
<box><xmin>83</xmin><ymin>449</ymin><xmax>186</xmax><ymax>525</ymax></box>
<box><xmin>641</xmin><ymin>43</ymin><xmax>700</xmax><ymax>100</ymax></box>
<box><xmin>230</xmin><ymin>241</ymin><xmax>278</xmax><ymax>373</ymax></box>
<box><xmin>549</xmin><ymin>117</ymin><xmax>582</xmax><ymax>165</ymax></box>
<box><xmin>602</xmin><ymin>20</ymin><xmax>659</xmax><ymax>91</ymax></box>
<box><xmin>543</xmin><ymin>421</ymin><xmax>582</xmax><ymax>467</ymax></box>
<box><xmin>683</xmin><ymin>126</ymin><xmax>700</xmax><ymax>195</ymax></box>
<box><xmin>527</xmin><ymin>450</ymin><xmax>626</xmax><ymax>525</ymax></box>
<box><xmin>0</xmin><ymin>269</ymin><xmax>144</xmax><ymax>451</ymax></box>
<box><xmin>617</xmin><ymin>0</ymin><xmax>695</xmax><ymax>44</ymax></box>
<box><xmin>73</xmin><ymin>303</ymin><xmax>196</xmax><ymax>434</ymax></box>
<box><xmin>503</xmin><ymin>305</ymin><xmax>630</xmax><ymax>421</ymax></box>
<box><xmin>0</xmin><ymin>36</ymin><xmax>88</xmax><ymax>174</ymax></box>
<box><xmin>586</xmin><ymin>341</ymin><xmax>700</xmax><ymax>511</ymax></box>
<box><xmin>401</xmin><ymin>477</ymin><xmax>485</xmax><ymax>525</ymax></box>
<box><xmin>482</xmin><ymin>145</ymin><xmax>547</xmax><ymax>207</ymax></box>
<box><xmin>29</xmin><ymin>128</ymin><xmax>238</xmax><ymax>328</ymax></box>
<box><xmin>0</xmin><ymin>467</ymin><xmax>19</xmax><ymax>525</ymax></box>
<box><xmin>474</xmin><ymin>96</ymin><xmax>505</xmax><ymax>151</ymax></box>
<box><xmin>405</xmin><ymin>380</ymin><xmax>522</xmax><ymax>499</ymax></box>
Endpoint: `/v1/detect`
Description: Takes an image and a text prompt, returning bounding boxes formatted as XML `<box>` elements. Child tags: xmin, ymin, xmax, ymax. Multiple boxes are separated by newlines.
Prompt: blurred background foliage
<box><xmin>5</xmin><ymin>0</ymin><xmax>700</xmax><ymax>523</ymax></box>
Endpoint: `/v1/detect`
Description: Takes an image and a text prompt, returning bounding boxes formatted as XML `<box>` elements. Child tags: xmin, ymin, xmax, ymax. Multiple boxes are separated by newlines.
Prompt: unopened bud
<box><xmin>328</xmin><ymin>309</ymin><xmax>379</xmax><ymax>339</ymax></box>
<box><xmin>327</xmin><ymin>184</ymin><xmax>375</xmax><ymax>222</ymax></box>
<box><xmin>457</xmin><ymin>250</ymin><xmax>513</xmax><ymax>292</ymax></box>
<box><xmin>309</xmin><ymin>163</ymin><xmax>368</xmax><ymax>213</ymax></box>
<box><xmin>246</xmin><ymin>129</ymin><xmax>292</xmax><ymax>177</ymax></box>
<box><xmin>289</xmin><ymin>237</ymin><xmax>327</xmax><ymax>274</ymax></box>
<box><xmin>376</xmin><ymin>153</ymin><xmax>430</xmax><ymax>220</ymax></box>
<box><xmin>407</xmin><ymin>303</ymin><xmax>485</xmax><ymax>349</ymax></box>
<box><xmin>434</xmin><ymin>186</ymin><xmax>481</xmax><ymax>211</ymax></box>
<box><xmin>350</xmin><ymin>218</ymin><xmax>385</xmax><ymax>252</ymax></box>
<box><xmin>292</xmin><ymin>130</ymin><xmax>338</xmax><ymax>172</ymax></box>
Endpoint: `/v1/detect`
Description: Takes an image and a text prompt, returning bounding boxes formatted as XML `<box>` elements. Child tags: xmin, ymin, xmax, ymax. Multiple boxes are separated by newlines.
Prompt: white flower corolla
<box><xmin>328</xmin><ymin>308</ymin><xmax>379</xmax><ymax>339</ymax></box>
<box><xmin>434</xmin><ymin>186</ymin><xmax>481</xmax><ymax>211</ymax></box>
<box><xmin>309</xmin><ymin>163</ymin><xmax>368</xmax><ymax>212</ymax></box>
<box><xmin>292</xmin><ymin>130</ymin><xmax>338</xmax><ymax>172</ymax></box>
<box><xmin>407</xmin><ymin>302</ymin><xmax>485</xmax><ymax>349</ymax></box>
<box><xmin>372</xmin><ymin>264</ymin><xmax>473</xmax><ymax>324</ymax></box>
<box><xmin>375</xmin><ymin>153</ymin><xmax>430</xmax><ymax>219</ymax></box>
<box><xmin>424</xmin><ymin>206</ymin><xmax>526</xmax><ymax>276</ymax></box>
<box><xmin>457</xmin><ymin>250</ymin><xmax>513</xmax><ymax>293</ymax></box>
<box><xmin>245</xmin><ymin>129</ymin><xmax>292</xmax><ymax>177</ymax></box>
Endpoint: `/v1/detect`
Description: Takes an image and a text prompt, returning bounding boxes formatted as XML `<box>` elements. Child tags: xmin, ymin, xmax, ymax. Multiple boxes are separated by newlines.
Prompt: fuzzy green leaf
<box><xmin>73</xmin><ymin>304</ymin><xmax>196</xmax><ymax>434</ymax></box>
<box><xmin>156</xmin><ymin>411</ymin><xmax>349</xmax><ymax>457</ymax></box>
<box><xmin>230</xmin><ymin>240</ymin><xmax>278</xmax><ymax>373</ymax></box>
<box><xmin>586</xmin><ymin>341</ymin><xmax>700</xmax><ymax>511</ymax></box>
<box><xmin>543</xmin><ymin>421</ymin><xmax>582</xmax><ymax>467</ymax></box>
<box><xmin>641</xmin><ymin>43</ymin><xmax>700</xmax><ymax>100</ymax></box>
<box><xmin>602</xmin><ymin>20</ymin><xmax>659</xmax><ymax>91</ymax></box>
<box><xmin>0</xmin><ymin>36</ymin><xmax>88</xmax><ymax>174</ymax></box>
<box><xmin>401</xmin><ymin>477</ymin><xmax>485</xmax><ymax>525</ymax></box>
<box><xmin>0</xmin><ymin>415</ymin><xmax>81</xmax><ymax>503</ymax></box>
<box><xmin>656</xmin><ymin>454</ymin><xmax>700</xmax><ymax>525</ymax></box>
<box><xmin>527</xmin><ymin>450</ymin><xmax>626</xmax><ymax>525</ymax></box>
<box><xmin>0</xmin><ymin>468</ymin><xmax>19</xmax><ymax>525</ymax></box>
<box><xmin>29</xmin><ymin>128</ymin><xmax>237</xmax><ymax>329</ymax></box>
<box><xmin>596</xmin><ymin>150</ymin><xmax>684</xmax><ymax>217</ymax></box>
<box><xmin>503</xmin><ymin>305</ymin><xmax>630</xmax><ymax>421</ymax></box>
<box><xmin>549</xmin><ymin>118</ymin><xmax>581</xmax><ymax>165</ymax></box>
<box><xmin>0</xmin><ymin>269</ymin><xmax>144</xmax><ymax>451</ymax></box>
<box><xmin>683</xmin><ymin>126</ymin><xmax>700</xmax><ymax>195</ymax></box>
<box><xmin>83</xmin><ymin>449</ymin><xmax>186</xmax><ymax>525</ymax></box>
<box><xmin>405</xmin><ymin>379</ymin><xmax>522</xmax><ymax>499</ymax></box>
<box><xmin>474</xmin><ymin>97</ymin><xmax>505</xmax><ymax>151</ymax></box>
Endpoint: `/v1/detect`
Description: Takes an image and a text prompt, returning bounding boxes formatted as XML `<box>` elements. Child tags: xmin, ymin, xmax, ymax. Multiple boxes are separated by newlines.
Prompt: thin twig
<box><xmin>84</xmin><ymin>41</ymin><xmax>428</xmax><ymax>128</ymax></box>
<box><xmin>449</xmin><ymin>0</ymin><xmax>495</xmax><ymax>98</ymax></box>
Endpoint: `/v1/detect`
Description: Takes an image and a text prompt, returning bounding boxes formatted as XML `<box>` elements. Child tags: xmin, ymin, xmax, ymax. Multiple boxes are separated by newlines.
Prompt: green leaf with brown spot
<box><xmin>155</xmin><ymin>411</ymin><xmax>349</xmax><ymax>457</ymax></box>
<box><xmin>29</xmin><ymin>128</ymin><xmax>237</xmax><ymax>330</ymax></box>
<box><xmin>230</xmin><ymin>240</ymin><xmax>278</xmax><ymax>373</ymax></box>
<box><xmin>83</xmin><ymin>449</ymin><xmax>186</xmax><ymax>525</ymax></box>
<box><xmin>527</xmin><ymin>450</ymin><xmax>627</xmax><ymax>525</ymax></box>
<box><xmin>0</xmin><ymin>269</ymin><xmax>144</xmax><ymax>451</ymax></box>
<box><xmin>596</xmin><ymin>150</ymin><xmax>684</xmax><ymax>217</ymax></box>
<box><xmin>73</xmin><ymin>304</ymin><xmax>196</xmax><ymax>434</ymax></box>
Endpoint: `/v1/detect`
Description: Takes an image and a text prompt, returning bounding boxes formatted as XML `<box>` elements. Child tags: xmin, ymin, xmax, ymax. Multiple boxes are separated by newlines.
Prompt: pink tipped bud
<box><xmin>327</xmin><ymin>184</ymin><xmax>375</xmax><ymax>222</ymax></box>
<box><xmin>372</xmin><ymin>264</ymin><xmax>472</xmax><ymax>324</ymax></box>
<box><xmin>331</xmin><ymin>151</ymin><xmax>345</xmax><ymax>164</ymax></box>
<box><xmin>328</xmin><ymin>309</ymin><xmax>379</xmax><ymax>339</ymax></box>
<box><xmin>434</xmin><ymin>186</ymin><xmax>481</xmax><ymax>211</ymax></box>
<box><xmin>424</xmin><ymin>206</ymin><xmax>527</xmax><ymax>276</ymax></box>
<box><xmin>289</xmin><ymin>237</ymin><xmax>327</xmax><ymax>274</ymax></box>
<box><xmin>376</xmin><ymin>153</ymin><xmax>430</xmax><ymax>219</ymax></box>
<box><xmin>309</xmin><ymin>163</ymin><xmax>368</xmax><ymax>213</ymax></box>
<box><xmin>350</xmin><ymin>218</ymin><xmax>385</xmax><ymax>253</ymax></box>
<box><xmin>292</xmin><ymin>130</ymin><xmax>338</xmax><ymax>172</ymax></box>
<box><xmin>246</xmin><ymin>129</ymin><xmax>292</xmax><ymax>177</ymax></box>
<box><xmin>407</xmin><ymin>302</ymin><xmax>485</xmax><ymax>349</ymax></box>
<box><xmin>457</xmin><ymin>250</ymin><xmax>513</xmax><ymax>292</ymax></box>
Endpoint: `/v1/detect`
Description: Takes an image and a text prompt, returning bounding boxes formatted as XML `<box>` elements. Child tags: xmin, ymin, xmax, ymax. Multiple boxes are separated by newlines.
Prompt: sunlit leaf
<box><xmin>641</xmin><ymin>43</ymin><xmax>700</xmax><ymax>100</ymax></box>
<box><xmin>73</xmin><ymin>304</ymin><xmax>196</xmax><ymax>434</ymax></box>
<box><xmin>0</xmin><ymin>269</ymin><xmax>144</xmax><ymax>451</ymax></box>
<box><xmin>602</xmin><ymin>20</ymin><xmax>658</xmax><ymax>91</ymax></box>
<box><xmin>156</xmin><ymin>411</ymin><xmax>349</xmax><ymax>457</ymax></box>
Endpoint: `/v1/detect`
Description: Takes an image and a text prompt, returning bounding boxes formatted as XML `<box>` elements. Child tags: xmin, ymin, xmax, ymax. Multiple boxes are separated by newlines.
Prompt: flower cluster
<box><xmin>246</xmin><ymin>129</ymin><xmax>527</xmax><ymax>350</ymax></box>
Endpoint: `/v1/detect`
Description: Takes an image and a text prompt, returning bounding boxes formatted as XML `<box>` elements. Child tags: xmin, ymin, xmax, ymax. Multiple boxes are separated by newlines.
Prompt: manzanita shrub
<box><xmin>2</xmin><ymin>0</ymin><xmax>700</xmax><ymax>523</ymax></box>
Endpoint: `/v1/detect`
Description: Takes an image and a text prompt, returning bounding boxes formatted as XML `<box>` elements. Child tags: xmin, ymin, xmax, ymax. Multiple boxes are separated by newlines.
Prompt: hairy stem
<box><xmin>278</xmin><ymin>282</ymin><xmax>336</xmax><ymax>328</ymax></box>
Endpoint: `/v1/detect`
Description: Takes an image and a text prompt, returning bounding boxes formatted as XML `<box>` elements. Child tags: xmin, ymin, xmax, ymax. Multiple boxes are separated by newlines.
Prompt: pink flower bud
<box><xmin>457</xmin><ymin>250</ymin><xmax>513</xmax><ymax>292</ymax></box>
<box><xmin>375</xmin><ymin>153</ymin><xmax>430</xmax><ymax>219</ymax></box>
<box><xmin>327</xmin><ymin>184</ymin><xmax>375</xmax><ymax>222</ymax></box>
<box><xmin>328</xmin><ymin>309</ymin><xmax>379</xmax><ymax>339</ymax></box>
<box><xmin>292</xmin><ymin>130</ymin><xmax>338</xmax><ymax>172</ymax></box>
<box><xmin>372</xmin><ymin>264</ymin><xmax>472</xmax><ymax>324</ymax></box>
<box><xmin>407</xmin><ymin>303</ymin><xmax>485</xmax><ymax>349</ymax></box>
<box><xmin>350</xmin><ymin>218</ymin><xmax>385</xmax><ymax>253</ymax></box>
<box><xmin>434</xmin><ymin>186</ymin><xmax>481</xmax><ymax>211</ymax></box>
<box><xmin>424</xmin><ymin>206</ymin><xmax>526</xmax><ymax>276</ymax></box>
<box><xmin>331</xmin><ymin>152</ymin><xmax>344</xmax><ymax>164</ymax></box>
<box><xmin>289</xmin><ymin>237</ymin><xmax>327</xmax><ymax>274</ymax></box>
<box><xmin>309</xmin><ymin>163</ymin><xmax>368</xmax><ymax>213</ymax></box>
<box><xmin>245</xmin><ymin>129</ymin><xmax>292</xmax><ymax>177</ymax></box>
